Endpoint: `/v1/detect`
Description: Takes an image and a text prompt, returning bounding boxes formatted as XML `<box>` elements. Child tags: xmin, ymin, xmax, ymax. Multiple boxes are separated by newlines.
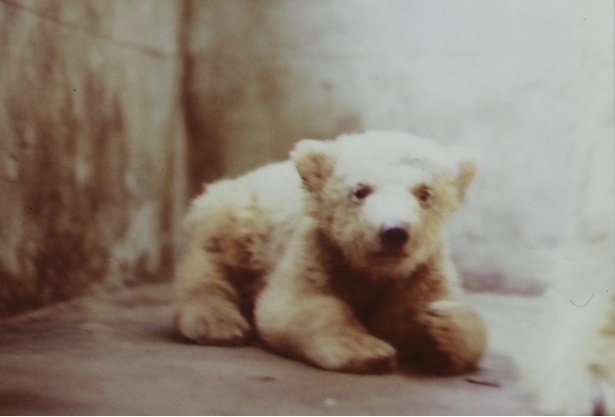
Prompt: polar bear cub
<box><xmin>174</xmin><ymin>131</ymin><xmax>487</xmax><ymax>374</ymax></box>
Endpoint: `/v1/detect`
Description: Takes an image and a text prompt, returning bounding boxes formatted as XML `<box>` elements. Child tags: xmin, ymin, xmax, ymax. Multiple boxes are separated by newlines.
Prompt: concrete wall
<box><xmin>185</xmin><ymin>0</ymin><xmax>614</xmax><ymax>294</ymax></box>
<box><xmin>0</xmin><ymin>0</ymin><xmax>611</xmax><ymax>317</ymax></box>
<box><xmin>0</xmin><ymin>0</ymin><xmax>187</xmax><ymax>316</ymax></box>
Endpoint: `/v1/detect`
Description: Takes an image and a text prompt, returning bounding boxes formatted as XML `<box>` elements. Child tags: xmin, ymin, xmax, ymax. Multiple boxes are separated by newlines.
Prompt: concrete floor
<box><xmin>0</xmin><ymin>284</ymin><xmax>541</xmax><ymax>415</ymax></box>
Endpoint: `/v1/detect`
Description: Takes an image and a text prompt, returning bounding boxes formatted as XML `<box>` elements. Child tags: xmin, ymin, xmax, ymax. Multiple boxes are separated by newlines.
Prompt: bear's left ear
<box><xmin>291</xmin><ymin>139</ymin><xmax>336</xmax><ymax>193</ymax></box>
<box><xmin>450</xmin><ymin>148</ymin><xmax>478</xmax><ymax>202</ymax></box>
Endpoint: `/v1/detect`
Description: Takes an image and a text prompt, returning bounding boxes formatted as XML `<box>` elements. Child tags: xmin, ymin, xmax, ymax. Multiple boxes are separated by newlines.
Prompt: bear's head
<box><xmin>291</xmin><ymin>131</ymin><xmax>476</xmax><ymax>276</ymax></box>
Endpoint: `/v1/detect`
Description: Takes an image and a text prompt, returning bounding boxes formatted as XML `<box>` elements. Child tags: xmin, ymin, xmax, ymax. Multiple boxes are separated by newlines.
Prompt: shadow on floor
<box><xmin>0</xmin><ymin>284</ymin><xmax>540</xmax><ymax>415</ymax></box>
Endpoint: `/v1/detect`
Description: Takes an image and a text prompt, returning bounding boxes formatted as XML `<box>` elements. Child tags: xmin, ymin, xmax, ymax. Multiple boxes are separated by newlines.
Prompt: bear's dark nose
<box><xmin>379</xmin><ymin>221</ymin><xmax>410</xmax><ymax>247</ymax></box>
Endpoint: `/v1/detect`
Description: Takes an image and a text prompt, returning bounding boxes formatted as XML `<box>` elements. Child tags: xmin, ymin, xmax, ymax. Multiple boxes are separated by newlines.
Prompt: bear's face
<box><xmin>292</xmin><ymin>132</ymin><xmax>476</xmax><ymax>276</ymax></box>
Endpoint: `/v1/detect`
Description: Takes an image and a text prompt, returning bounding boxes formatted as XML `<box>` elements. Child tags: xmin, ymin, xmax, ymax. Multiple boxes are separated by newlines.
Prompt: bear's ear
<box><xmin>291</xmin><ymin>139</ymin><xmax>336</xmax><ymax>193</ymax></box>
<box><xmin>450</xmin><ymin>148</ymin><xmax>478</xmax><ymax>202</ymax></box>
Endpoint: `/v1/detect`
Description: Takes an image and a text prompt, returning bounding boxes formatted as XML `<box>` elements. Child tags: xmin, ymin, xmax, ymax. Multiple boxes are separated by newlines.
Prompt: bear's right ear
<box><xmin>291</xmin><ymin>139</ymin><xmax>336</xmax><ymax>193</ymax></box>
<box><xmin>449</xmin><ymin>147</ymin><xmax>478</xmax><ymax>203</ymax></box>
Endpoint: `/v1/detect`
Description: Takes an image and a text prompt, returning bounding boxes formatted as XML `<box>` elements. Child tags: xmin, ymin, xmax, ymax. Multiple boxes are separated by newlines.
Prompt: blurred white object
<box><xmin>523</xmin><ymin>1</ymin><xmax>615</xmax><ymax>414</ymax></box>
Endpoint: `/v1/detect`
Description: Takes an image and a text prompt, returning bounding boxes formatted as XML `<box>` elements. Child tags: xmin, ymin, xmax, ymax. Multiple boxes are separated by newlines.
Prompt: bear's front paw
<box><xmin>307</xmin><ymin>333</ymin><xmax>397</xmax><ymax>373</ymax></box>
<box><xmin>175</xmin><ymin>303</ymin><xmax>251</xmax><ymax>345</ymax></box>
<box><xmin>417</xmin><ymin>300</ymin><xmax>487</xmax><ymax>374</ymax></box>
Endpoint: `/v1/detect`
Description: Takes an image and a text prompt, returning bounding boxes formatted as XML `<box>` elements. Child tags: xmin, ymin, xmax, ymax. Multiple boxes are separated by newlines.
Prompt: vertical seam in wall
<box><xmin>171</xmin><ymin>0</ymin><xmax>192</xmax><ymax>259</ymax></box>
<box><xmin>178</xmin><ymin>0</ymin><xmax>193</xmax><ymax>137</ymax></box>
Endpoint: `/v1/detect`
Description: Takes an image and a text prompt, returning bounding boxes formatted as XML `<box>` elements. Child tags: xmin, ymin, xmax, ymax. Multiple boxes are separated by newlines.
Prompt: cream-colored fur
<box><xmin>174</xmin><ymin>131</ymin><xmax>487</xmax><ymax>374</ymax></box>
<box><xmin>523</xmin><ymin>133</ymin><xmax>615</xmax><ymax>415</ymax></box>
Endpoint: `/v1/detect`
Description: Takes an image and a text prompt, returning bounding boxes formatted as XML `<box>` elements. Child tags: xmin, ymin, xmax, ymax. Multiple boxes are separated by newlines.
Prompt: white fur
<box><xmin>175</xmin><ymin>131</ymin><xmax>486</xmax><ymax>374</ymax></box>
<box><xmin>523</xmin><ymin>133</ymin><xmax>615</xmax><ymax>415</ymax></box>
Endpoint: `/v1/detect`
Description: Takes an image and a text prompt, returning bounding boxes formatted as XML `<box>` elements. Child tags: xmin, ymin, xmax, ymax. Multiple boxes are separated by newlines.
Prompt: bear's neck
<box><xmin>311</xmin><ymin>228</ymin><xmax>437</xmax><ymax>308</ymax></box>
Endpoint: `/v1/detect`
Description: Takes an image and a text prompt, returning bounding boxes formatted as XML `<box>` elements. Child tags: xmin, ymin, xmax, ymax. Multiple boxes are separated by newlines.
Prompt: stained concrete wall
<box><xmin>185</xmin><ymin>0</ymin><xmax>614</xmax><ymax>294</ymax></box>
<box><xmin>0</xmin><ymin>0</ymin><xmax>187</xmax><ymax>316</ymax></box>
<box><xmin>0</xmin><ymin>0</ymin><xmax>611</xmax><ymax>317</ymax></box>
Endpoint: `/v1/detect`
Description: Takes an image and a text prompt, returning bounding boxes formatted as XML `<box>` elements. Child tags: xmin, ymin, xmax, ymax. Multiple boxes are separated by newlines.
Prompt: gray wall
<box><xmin>0</xmin><ymin>0</ymin><xmax>187</xmax><ymax>316</ymax></box>
<box><xmin>0</xmin><ymin>0</ymin><xmax>612</xmax><ymax>317</ymax></box>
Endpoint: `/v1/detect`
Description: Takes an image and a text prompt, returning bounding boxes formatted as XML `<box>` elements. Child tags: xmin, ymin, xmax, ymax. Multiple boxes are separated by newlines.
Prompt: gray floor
<box><xmin>0</xmin><ymin>284</ymin><xmax>541</xmax><ymax>415</ymax></box>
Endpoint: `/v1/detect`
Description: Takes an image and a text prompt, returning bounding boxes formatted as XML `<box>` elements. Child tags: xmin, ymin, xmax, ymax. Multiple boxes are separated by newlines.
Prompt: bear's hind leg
<box><xmin>174</xmin><ymin>251</ymin><xmax>251</xmax><ymax>345</ymax></box>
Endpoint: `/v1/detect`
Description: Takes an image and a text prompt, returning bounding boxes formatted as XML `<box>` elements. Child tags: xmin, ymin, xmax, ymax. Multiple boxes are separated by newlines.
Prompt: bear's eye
<box><xmin>417</xmin><ymin>186</ymin><xmax>433</xmax><ymax>202</ymax></box>
<box><xmin>352</xmin><ymin>184</ymin><xmax>372</xmax><ymax>201</ymax></box>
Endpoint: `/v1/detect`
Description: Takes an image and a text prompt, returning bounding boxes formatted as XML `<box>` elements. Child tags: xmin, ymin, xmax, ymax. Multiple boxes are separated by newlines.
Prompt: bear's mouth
<box><xmin>369</xmin><ymin>251</ymin><xmax>409</xmax><ymax>261</ymax></box>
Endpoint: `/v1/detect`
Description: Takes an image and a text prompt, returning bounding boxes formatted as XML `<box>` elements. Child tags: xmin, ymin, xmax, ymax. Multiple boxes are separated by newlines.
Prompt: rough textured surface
<box><xmin>0</xmin><ymin>284</ymin><xmax>538</xmax><ymax>415</ymax></box>
<box><xmin>0</xmin><ymin>0</ymin><xmax>187</xmax><ymax>316</ymax></box>
<box><xmin>0</xmin><ymin>0</ymin><xmax>611</xmax><ymax>318</ymax></box>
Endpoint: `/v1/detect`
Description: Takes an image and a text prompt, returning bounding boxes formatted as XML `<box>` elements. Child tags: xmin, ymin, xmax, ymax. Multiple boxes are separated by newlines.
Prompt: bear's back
<box><xmin>240</xmin><ymin>161</ymin><xmax>305</xmax><ymax>270</ymax></box>
<box><xmin>183</xmin><ymin>160</ymin><xmax>304</xmax><ymax>275</ymax></box>
<box><xmin>239</xmin><ymin>160</ymin><xmax>304</xmax><ymax>221</ymax></box>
